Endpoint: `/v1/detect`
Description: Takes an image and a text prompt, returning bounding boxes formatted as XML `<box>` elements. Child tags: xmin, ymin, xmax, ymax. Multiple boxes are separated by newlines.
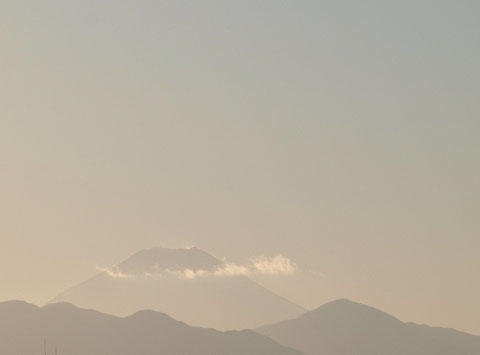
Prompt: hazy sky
<box><xmin>1</xmin><ymin>1</ymin><xmax>479</xmax><ymax>334</ymax></box>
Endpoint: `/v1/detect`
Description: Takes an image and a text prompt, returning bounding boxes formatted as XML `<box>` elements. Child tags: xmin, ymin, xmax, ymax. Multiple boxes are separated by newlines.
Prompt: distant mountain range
<box><xmin>257</xmin><ymin>299</ymin><xmax>480</xmax><ymax>355</ymax></box>
<box><xmin>3</xmin><ymin>296</ymin><xmax>479</xmax><ymax>354</ymax></box>
<box><xmin>0</xmin><ymin>300</ymin><xmax>304</xmax><ymax>355</ymax></box>
<box><xmin>50</xmin><ymin>247</ymin><xmax>305</xmax><ymax>330</ymax></box>
<box><xmin>35</xmin><ymin>247</ymin><xmax>480</xmax><ymax>354</ymax></box>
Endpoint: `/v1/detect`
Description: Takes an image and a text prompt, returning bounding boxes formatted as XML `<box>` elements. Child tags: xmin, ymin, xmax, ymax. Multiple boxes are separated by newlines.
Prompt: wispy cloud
<box><xmin>164</xmin><ymin>268</ymin><xmax>210</xmax><ymax>279</ymax></box>
<box><xmin>251</xmin><ymin>254</ymin><xmax>299</xmax><ymax>275</ymax></box>
<box><xmin>100</xmin><ymin>254</ymin><xmax>299</xmax><ymax>280</ymax></box>
<box><xmin>214</xmin><ymin>263</ymin><xmax>250</xmax><ymax>277</ymax></box>
<box><xmin>160</xmin><ymin>263</ymin><xmax>250</xmax><ymax>280</ymax></box>
<box><xmin>96</xmin><ymin>265</ymin><xmax>135</xmax><ymax>279</ymax></box>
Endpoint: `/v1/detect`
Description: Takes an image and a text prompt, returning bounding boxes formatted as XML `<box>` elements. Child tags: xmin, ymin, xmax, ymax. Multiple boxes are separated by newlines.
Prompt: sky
<box><xmin>1</xmin><ymin>0</ymin><xmax>479</xmax><ymax>334</ymax></box>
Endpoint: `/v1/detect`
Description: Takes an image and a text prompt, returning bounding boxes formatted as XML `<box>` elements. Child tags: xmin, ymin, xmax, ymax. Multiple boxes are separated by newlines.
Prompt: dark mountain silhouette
<box><xmin>0</xmin><ymin>300</ymin><xmax>304</xmax><ymax>355</ymax></box>
<box><xmin>50</xmin><ymin>247</ymin><xmax>305</xmax><ymax>330</ymax></box>
<box><xmin>257</xmin><ymin>299</ymin><xmax>480</xmax><ymax>355</ymax></box>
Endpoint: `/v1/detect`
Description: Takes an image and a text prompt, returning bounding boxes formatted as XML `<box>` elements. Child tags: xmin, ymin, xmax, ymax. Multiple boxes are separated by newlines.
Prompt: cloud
<box><xmin>165</xmin><ymin>268</ymin><xmax>210</xmax><ymax>279</ymax></box>
<box><xmin>162</xmin><ymin>263</ymin><xmax>249</xmax><ymax>279</ymax></box>
<box><xmin>99</xmin><ymin>254</ymin><xmax>299</xmax><ymax>280</ymax></box>
<box><xmin>214</xmin><ymin>263</ymin><xmax>250</xmax><ymax>277</ymax></box>
<box><xmin>163</xmin><ymin>256</ymin><xmax>298</xmax><ymax>279</ymax></box>
<box><xmin>96</xmin><ymin>265</ymin><xmax>135</xmax><ymax>279</ymax></box>
<box><xmin>251</xmin><ymin>254</ymin><xmax>299</xmax><ymax>275</ymax></box>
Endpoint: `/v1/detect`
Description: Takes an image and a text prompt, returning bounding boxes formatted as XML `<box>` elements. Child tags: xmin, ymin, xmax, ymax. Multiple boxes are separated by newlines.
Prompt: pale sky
<box><xmin>1</xmin><ymin>1</ymin><xmax>479</xmax><ymax>334</ymax></box>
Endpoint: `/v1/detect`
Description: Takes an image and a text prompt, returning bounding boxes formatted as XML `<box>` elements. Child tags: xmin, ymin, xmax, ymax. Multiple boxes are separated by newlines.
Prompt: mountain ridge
<box><xmin>257</xmin><ymin>299</ymin><xmax>480</xmax><ymax>355</ymax></box>
<box><xmin>0</xmin><ymin>299</ymin><xmax>305</xmax><ymax>355</ymax></box>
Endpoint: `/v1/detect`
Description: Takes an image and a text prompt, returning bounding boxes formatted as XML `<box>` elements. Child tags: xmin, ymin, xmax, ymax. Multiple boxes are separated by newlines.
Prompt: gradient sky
<box><xmin>1</xmin><ymin>1</ymin><xmax>479</xmax><ymax>334</ymax></box>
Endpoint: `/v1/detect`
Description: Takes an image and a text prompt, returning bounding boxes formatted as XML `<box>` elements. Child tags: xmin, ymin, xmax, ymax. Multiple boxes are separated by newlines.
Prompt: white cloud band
<box><xmin>100</xmin><ymin>254</ymin><xmax>299</xmax><ymax>280</ymax></box>
<box><xmin>251</xmin><ymin>254</ymin><xmax>298</xmax><ymax>275</ymax></box>
<box><xmin>96</xmin><ymin>265</ymin><xmax>135</xmax><ymax>279</ymax></box>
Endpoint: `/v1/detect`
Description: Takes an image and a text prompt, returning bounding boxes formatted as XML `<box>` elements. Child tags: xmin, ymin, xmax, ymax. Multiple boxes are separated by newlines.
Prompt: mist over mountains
<box><xmin>51</xmin><ymin>247</ymin><xmax>305</xmax><ymax>330</ymax></box>
<box><xmin>3</xmin><ymin>0</ymin><xmax>479</xmax><ymax>350</ymax></box>
<box><xmin>3</xmin><ymin>247</ymin><xmax>480</xmax><ymax>354</ymax></box>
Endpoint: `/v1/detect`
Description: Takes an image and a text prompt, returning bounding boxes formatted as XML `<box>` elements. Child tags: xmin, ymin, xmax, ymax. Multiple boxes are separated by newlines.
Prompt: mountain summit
<box><xmin>50</xmin><ymin>247</ymin><xmax>305</xmax><ymax>330</ymax></box>
<box><xmin>257</xmin><ymin>299</ymin><xmax>480</xmax><ymax>355</ymax></box>
<box><xmin>117</xmin><ymin>247</ymin><xmax>223</xmax><ymax>275</ymax></box>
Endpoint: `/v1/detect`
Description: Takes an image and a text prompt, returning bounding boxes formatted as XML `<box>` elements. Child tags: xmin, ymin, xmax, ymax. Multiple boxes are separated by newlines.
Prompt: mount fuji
<box><xmin>50</xmin><ymin>247</ymin><xmax>305</xmax><ymax>330</ymax></box>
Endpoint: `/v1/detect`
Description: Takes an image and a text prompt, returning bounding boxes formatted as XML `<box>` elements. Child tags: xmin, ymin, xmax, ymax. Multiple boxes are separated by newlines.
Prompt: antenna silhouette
<box><xmin>44</xmin><ymin>340</ymin><xmax>47</xmax><ymax>355</ymax></box>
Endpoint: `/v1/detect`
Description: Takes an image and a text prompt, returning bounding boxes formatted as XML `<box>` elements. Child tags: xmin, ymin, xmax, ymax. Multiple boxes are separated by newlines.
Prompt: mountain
<box><xmin>257</xmin><ymin>299</ymin><xmax>480</xmax><ymax>355</ymax></box>
<box><xmin>50</xmin><ymin>247</ymin><xmax>305</xmax><ymax>330</ymax></box>
<box><xmin>0</xmin><ymin>300</ymin><xmax>305</xmax><ymax>355</ymax></box>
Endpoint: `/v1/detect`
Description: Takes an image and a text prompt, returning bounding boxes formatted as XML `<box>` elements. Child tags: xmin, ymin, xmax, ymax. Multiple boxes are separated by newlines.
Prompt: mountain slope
<box><xmin>0</xmin><ymin>300</ymin><xmax>304</xmax><ymax>355</ymax></box>
<box><xmin>50</xmin><ymin>247</ymin><xmax>305</xmax><ymax>330</ymax></box>
<box><xmin>257</xmin><ymin>299</ymin><xmax>480</xmax><ymax>355</ymax></box>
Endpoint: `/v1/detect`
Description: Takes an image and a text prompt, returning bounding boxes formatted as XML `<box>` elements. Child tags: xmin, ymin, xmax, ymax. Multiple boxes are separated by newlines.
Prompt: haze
<box><xmin>1</xmin><ymin>0</ymin><xmax>479</xmax><ymax>336</ymax></box>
